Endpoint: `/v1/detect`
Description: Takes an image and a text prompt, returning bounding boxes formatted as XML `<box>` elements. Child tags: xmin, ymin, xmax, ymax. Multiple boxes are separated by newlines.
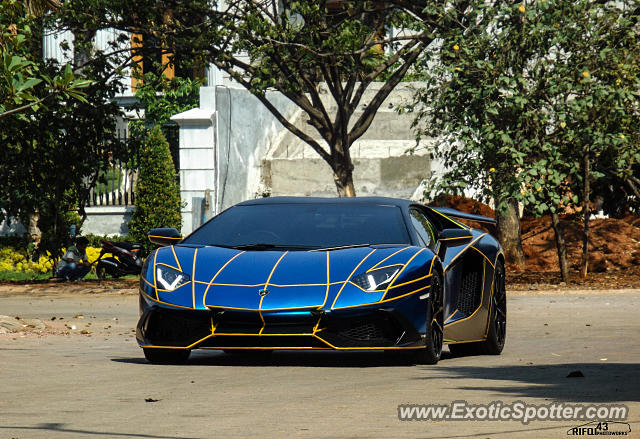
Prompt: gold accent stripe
<box><xmin>201</xmin><ymin>251</ymin><xmax>245</xmax><ymax>308</ymax></box>
<box><xmin>388</xmin><ymin>273</ymin><xmax>432</xmax><ymax>290</ymax></box>
<box><xmin>140</xmin><ymin>289</ymin><xmax>197</xmax><ymax>310</ymax></box>
<box><xmin>332</xmin><ymin>284</ymin><xmax>431</xmax><ymax>311</ymax></box>
<box><xmin>191</xmin><ymin>248</ymin><xmax>198</xmax><ymax>309</ymax></box>
<box><xmin>259</xmin><ymin>251</ymin><xmax>288</xmax><ymax>335</ymax></box>
<box><xmin>443</xmin><ymin>233</ymin><xmax>487</xmax><ymax>273</ymax></box>
<box><xmin>368</xmin><ymin>246</ymin><xmax>410</xmax><ymax>271</ymax></box>
<box><xmin>470</xmin><ymin>246</ymin><xmax>495</xmax><ymax>269</ymax></box>
<box><xmin>445</xmin><ymin>258</ymin><xmax>486</xmax><ymax>327</ymax></box>
<box><xmin>430</xmin><ymin>209</ymin><xmax>471</xmax><ymax>230</ymax></box>
<box><xmin>321</xmin><ymin>251</ymin><xmax>330</xmax><ymax>307</ymax></box>
<box><xmin>170</xmin><ymin>245</ymin><xmax>182</xmax><ymax>272</ymax></box>
<box><xmin>330</xmin><ymin>248</ymin><xmax>377</xmax><ymax>309</ymax></box>
<box><xmin>380</xmin><ymin>248</ymin><xmax>426</xmax><ymax>301</ymax></box>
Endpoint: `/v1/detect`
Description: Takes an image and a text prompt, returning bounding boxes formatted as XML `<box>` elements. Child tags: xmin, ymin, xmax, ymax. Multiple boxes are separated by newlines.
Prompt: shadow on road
<box><xmin>112</xmin><ymin>349</ymin><xmax>456</xmax><ymax>368</ymax></box>
<box><xmin>415</xmin><ymin>362</ymin><xmax>639</xmax><ymax>403</ymax></box>
<box><xmin>0</xmin><ymin>423</ymin><xmax>200</xmax><ymax>439</ymax></box>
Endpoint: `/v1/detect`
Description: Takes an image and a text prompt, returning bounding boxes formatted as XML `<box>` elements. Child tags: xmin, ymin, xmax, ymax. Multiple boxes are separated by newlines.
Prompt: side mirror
<box><xmin>148</xmin><ymin>228</ymin><xmax>182</xmax><ymax>246</ymax></box>
<box><xmin>439</xmin><ymin>228</ymin><xmax>473</xmax><ymax>245</ymax></box>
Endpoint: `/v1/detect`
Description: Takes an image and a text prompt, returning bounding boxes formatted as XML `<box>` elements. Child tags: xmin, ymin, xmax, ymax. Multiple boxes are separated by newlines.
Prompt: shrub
<box><xmin>127</xmin><ymin>125</ymin><xmax>182</xmax><ymax>252</ymax></box>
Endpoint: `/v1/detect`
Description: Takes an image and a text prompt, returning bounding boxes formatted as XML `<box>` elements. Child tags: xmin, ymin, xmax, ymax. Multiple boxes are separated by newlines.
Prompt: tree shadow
<box><xmin>415</xmin><ymin>362</ymin><xmax>639</xmax><ymax>403</ymax></box>
<box><xmin>0</xmin><ymin>423</ymin><xmax>201</xmax><ymax>439</ymax></box>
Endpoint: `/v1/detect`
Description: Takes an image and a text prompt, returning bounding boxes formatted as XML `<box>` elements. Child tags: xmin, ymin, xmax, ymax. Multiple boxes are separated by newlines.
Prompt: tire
<box><xmin>449</xmin><ymin>260</ymin><xmax>506</xmax><ymax>356</ymax></box>
<box><xmin>412</xmin><ymin>273</ymin><xmax>444</xmax><ymax>365</ymax></box>
<box><xmin>143</xmin><ymin>348</ymin><xmax>190</xmax><ymax>364</ymax></box>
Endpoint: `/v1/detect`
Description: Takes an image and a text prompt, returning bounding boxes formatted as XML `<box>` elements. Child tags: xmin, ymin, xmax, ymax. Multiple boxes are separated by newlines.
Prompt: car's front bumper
<box><xmin>136</xmin><ymin>293</ymin><xmax>426</xmax><ymax>351</ymax></box>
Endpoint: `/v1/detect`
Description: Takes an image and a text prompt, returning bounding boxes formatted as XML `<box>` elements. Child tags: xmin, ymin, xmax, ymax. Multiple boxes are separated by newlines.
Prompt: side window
<box><xmin>409</xmin><ymin>209</ymin><xmax>437</xmax><ymax>250</ymax></box>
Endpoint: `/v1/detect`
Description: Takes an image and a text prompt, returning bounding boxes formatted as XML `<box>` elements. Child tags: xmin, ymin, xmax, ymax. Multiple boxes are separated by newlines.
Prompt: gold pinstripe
<box><xmin>445</xmin><ymin>259</ymin><xmax>486</xmax><ymax>327</ymax></box>
<box><xmin>201</xmin><ymin>251</ymin><xmax>245</xmax><ymax>308</ymax></box>
<box><xmin>380</xmin><ymin>248</ymin><xmax>426</xmax><ymax>301</ymax></box>
<box><xmin>443</xmin><ymin>233</ymin><xmax>487</xmax><ymax>273</ymax></box>
<box><xmin>470</xmin><ymin>246</ymin><xmax>495</xmax><ymax>269</ymax></box>
<box><xmin>170</xmin><ymin>245</ymin><xmax>182</xmax><ymax>272</ymax></box>
<box><xmin>330</xmin><ymin>249</ymin><xmax>377</xmax><ymax>309</ymax></box>
<box><xmin>332</xmin><ymin>284</ymin><xmax>431</xmax><ymax>310</ymax></box>
<box><xmin>191</xmin><ymin>248</ymin><xmax>198</xmax><ymax>309</ymax></box>
<box><xmin>259</xmin><ymin>252</ymin><xmax>288</xmax><ymax>334</ymax></box>
<box><xmin>430</xmin><ymin>209</ymin><xmax>471</xmax><ymax>230</ymax></box>
<box><xmin>368</xmin><ymin>246</ymin><xmax>410</xmax><ymax>271</ymax></box>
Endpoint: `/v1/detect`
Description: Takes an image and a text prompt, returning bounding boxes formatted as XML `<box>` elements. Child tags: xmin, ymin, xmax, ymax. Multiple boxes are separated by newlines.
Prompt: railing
<box><xmin>87</xmin><ymin>161</ymin><xmax>138</xmax><ymax>207</ymax></box>
<box><xmin>84</xmin><ymin>124</ymin><xmax>179</xmax><ymax>207</ymax></box>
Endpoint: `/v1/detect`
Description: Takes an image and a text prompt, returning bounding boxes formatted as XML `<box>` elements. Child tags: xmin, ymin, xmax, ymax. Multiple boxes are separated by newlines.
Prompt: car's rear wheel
<box><xmin>143</xmin><ymin>348</ymin><xmax>190</xmax><ymax>364</ymax></box>
<box><xmin>449</xmin><ymin>260</ymin><xmax>506</xmax><ymax>356</ymax></box>
<box><xmin>412</xmin><ymin>273</ymin><xmax>444</xmax><ymax>365</ymax></box>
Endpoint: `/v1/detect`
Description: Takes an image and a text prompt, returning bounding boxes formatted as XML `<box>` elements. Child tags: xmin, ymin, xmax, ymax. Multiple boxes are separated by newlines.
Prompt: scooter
<box><xmin>95</xmin><ymin>240</ymin><xmax>144</xmax><ymax>279</ymax></box>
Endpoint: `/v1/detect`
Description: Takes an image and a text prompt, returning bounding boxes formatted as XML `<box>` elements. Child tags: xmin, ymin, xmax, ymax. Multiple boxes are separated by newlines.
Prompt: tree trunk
<box><xmin>333</xmin><ymin>168</ymin><xmax>356</xmax><ymax>197</ymax></box>
<box><xmin>581</xmin><ymin>151</ymin><xmax>590</xmax><ymax>278</ymax></box>
<box><xmin>495</xmin><ymin>197</ymin><xmax>526</xmax><ymax>269</ymax></box>
<box><xmin>550</xmin><ymin>210</ymin><xmax>570</xmax><ymax>283</ymax></box>
<box><xmin>331</xmin><ymin>148</ymin><xmax>356</xmax><ymax>197</ymax></box>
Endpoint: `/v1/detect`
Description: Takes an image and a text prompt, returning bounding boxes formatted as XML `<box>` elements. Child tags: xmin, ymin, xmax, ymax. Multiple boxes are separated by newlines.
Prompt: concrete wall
<box><xmin>81</xmin><ymin>206</ymin><xmax>134</xmax><ymax>236</ymax></box>
<box><xmin>215</xmin><ymin>86</ymin><xmax>297</xmax><ymax>211</ymax></box>
<box><xmin>0</xmin><ymin>207</ymin><xmax>133</xmax><ymax>238</ymax></box>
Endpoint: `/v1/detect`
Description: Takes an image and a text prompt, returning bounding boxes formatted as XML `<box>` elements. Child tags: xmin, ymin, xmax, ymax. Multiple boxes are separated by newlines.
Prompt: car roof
<box><xmin>237</xmin><ymin>196</ymin><xmax>414</xmax><ymax>208</ymax></box>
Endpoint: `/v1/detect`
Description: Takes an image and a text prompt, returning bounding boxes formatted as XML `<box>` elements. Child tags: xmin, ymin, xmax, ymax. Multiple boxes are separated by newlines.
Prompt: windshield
<box><xmin>182</xmin><ymin>203</ymin><xmax>411</xmax><ymax>249</ymax></box>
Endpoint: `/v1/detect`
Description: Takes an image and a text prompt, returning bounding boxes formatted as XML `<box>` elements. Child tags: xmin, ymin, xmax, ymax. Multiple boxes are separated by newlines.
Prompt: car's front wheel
<box><xmin>143</xmin><ymin>348</ymin><xmax>190</xmax><ymax>364</ymax></box>
<box><xmin>413</xmin><ymin>273</ymin><xmax>444</xmax><ymax>365</ymax></box>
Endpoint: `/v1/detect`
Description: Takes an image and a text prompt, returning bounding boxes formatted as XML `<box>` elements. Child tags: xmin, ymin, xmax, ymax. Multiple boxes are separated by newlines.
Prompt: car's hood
<box><xmin>145</xmin><ymin>244</ymin><xmax>435</xmax><ymax>311</ymax></box>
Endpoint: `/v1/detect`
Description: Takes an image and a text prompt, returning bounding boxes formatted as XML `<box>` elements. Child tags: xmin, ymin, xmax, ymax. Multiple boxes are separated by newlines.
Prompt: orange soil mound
<box><xmin>431</xmin><ymin>196</ymin><xmax>640</xmax><ymax>273</ymax></box>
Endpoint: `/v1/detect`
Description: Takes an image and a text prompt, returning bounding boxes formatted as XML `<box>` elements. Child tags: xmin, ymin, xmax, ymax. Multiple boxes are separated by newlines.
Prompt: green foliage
<box><xmin>133</xmin><ymin>73</ymin><xmax>202</xmax><ymax>127</ymax></box>
<box><xmin>0</xmin><ymin>0</ymin><xmax>90</xmax><ymax>119</ymax></box>
<box><xmin>73</xmin><ymin>0</ymin><xmax>459</xmax><ymax>195</ymax></box>
<box><xmin>127</xmin><ymin>126</ymin><xmax>182</xmax><ymax>251</ymax></box>
<box><xmin>411</xmin><ymin>0</ymin><xmax>640</xmax><ymax>217</ymax></box>
<box><xmin>0</xmin><ymin>0</ymin><xmax>129</xmax><ymax>261</ymax></box>
<box><xmin>128</xmin><ymin>72</ymin><xmax>201</xmax><ymax>165</ymax></box>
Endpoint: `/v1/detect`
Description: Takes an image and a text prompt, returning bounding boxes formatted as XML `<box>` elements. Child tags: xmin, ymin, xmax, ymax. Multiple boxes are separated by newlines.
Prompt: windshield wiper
<box><xmin>218</xmin><ymin>243</ymin><xmax>319</xmax><ymax>251</ymax></box>
<box><xmin>311</xmin><ymin>244</ymin><xmax>373</xmax><ymax>252</ymax></box>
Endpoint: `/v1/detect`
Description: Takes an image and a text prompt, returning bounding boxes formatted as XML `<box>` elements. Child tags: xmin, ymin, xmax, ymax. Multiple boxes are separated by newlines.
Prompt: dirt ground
<box><xmin>433</xmin><ymin>195</ymin><xmax>640</xmax><ymax>289</ymax></box>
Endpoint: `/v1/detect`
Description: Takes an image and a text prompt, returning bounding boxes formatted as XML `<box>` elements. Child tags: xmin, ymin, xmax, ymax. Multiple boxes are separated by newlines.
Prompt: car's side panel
<box><xmin>442</xmin><ymin>231</ymin><xmax>503</xmax><ymax>343</ymax></box>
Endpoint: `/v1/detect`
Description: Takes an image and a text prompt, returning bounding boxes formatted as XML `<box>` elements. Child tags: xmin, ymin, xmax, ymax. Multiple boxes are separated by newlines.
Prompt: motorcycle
<box><xmin>95</xmin><ymin>240</ymin><xmax>144</xmax><ymax>279</ymax></box>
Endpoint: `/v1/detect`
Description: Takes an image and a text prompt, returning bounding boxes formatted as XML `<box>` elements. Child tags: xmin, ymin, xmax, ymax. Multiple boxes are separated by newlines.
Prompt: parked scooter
<box><xmin>95</xmin><ymin>240</ymin><xmax>144</xmax><ymax>279</ymax></box>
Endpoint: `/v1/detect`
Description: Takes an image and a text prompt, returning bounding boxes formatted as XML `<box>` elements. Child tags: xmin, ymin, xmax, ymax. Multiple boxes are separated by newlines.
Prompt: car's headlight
<box><xmin>352</xmin><ymin>265</ymin><xmax>402</xmax><ymax>291</ymax></box>
<box><xmin>156</xmin><ymin>265</ymin><xmax>190</xmax><ymax>291</ymax></box>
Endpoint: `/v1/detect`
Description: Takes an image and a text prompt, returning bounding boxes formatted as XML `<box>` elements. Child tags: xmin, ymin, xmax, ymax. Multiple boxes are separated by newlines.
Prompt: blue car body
<box><xmin>136</xmin><ymin>197</ymin><xmax>505</xmax><ymax>359</ymax></box>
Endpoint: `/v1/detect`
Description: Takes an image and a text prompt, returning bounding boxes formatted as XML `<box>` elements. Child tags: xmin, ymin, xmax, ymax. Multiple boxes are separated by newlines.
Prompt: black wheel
<box><xmin>143</xmin><ymin>348</ymin><xmax>190</xmax><ymax>364</ymax></box>
<box><xmin>449</xmin><ymin>260</ymin><xmax>506</xmax><ymax>356</ymax></box>
<box><xmin>413</xmin><ymin>273</ymin><xmax>444</xmax><ymax>365</ymax></box>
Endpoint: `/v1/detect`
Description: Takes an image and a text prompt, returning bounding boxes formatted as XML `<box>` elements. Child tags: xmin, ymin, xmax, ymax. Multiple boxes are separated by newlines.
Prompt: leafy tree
<box><xmin>410</xmin><ymin>0</ymin><xmax>640</xmax><ymax>279</ymax></box>
<box><xmin>127</xmin><ymin>126</ymin><xmax>182</xmax><ymax>251</ymax></box>
<box><xmin>67</xmin><ymin>0</ymin><xmax>472</xmax><ymax>196</ymax></box>
<box><xmin>0</xmin><ymin>0</ymin><xmax>128</xmax><ymax>265</ymax></box>
<box><xmin>128</xmin><ymin>72</ymin><xmax>202</xmax><ymax>166</ymax></box>
<box><xmin>0</xmin><ymin>0</ymin><xmax>90</xmax><ymax>119</ymax></box>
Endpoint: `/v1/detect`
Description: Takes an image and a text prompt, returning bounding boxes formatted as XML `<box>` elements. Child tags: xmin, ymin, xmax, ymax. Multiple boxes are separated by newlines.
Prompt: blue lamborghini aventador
<box><xmin>137</xmin><ymin>197</ymin><xmax>506</xmax><ymax>364</ymax></box>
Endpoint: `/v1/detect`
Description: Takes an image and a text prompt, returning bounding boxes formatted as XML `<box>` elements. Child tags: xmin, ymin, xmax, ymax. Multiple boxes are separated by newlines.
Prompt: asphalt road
<box><xmin>0</xmin><ymin>288</ymin><xmax>639</xmax><ymax>439</ymax></box>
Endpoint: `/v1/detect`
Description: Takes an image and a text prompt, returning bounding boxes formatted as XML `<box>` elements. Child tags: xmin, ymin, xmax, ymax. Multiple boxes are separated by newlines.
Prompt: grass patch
<box><xmin>0</xmin><ymin>270</ymin><xmax>102</xmax><ymax>282</ymax></box>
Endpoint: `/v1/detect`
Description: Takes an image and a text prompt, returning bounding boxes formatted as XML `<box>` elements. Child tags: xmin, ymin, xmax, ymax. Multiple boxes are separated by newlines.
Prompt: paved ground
<box><xmin>0</xmin><ymin>286</ymin><xmax>639</xmax><ymax>439</ymax></box>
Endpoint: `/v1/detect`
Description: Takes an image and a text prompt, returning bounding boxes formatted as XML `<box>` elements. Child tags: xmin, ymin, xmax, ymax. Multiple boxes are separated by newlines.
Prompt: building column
<box><xmin>170</xmin><ymin>87</ymin><xmax>217</xmax><ymax>234</ymax></box>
